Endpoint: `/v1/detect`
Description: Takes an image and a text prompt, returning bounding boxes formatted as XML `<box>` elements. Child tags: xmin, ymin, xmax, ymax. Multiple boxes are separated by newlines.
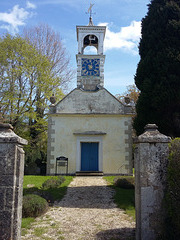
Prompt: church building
<box><xmin>47</xmin><ymin>13</ymin><xmax>134</xmax><ymax>175</ymax></box>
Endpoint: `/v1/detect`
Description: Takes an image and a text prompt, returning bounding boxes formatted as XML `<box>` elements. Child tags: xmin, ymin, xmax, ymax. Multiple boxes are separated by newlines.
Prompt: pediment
<box><xmin>53</xmin><ymin>88</ymin><xmax>132</xmax><ymax>115</ymax></box>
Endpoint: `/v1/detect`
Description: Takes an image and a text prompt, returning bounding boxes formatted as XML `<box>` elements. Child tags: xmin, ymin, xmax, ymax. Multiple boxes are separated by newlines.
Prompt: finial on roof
<box><xmin>50</xmin><ymin>93</ymin><xmax>56</xmax><ymax>105</ymax></box>
<box><xmin>87</xmin><ymin>3</ymin><xmax>95</xmax><ymax>26</ymax></box>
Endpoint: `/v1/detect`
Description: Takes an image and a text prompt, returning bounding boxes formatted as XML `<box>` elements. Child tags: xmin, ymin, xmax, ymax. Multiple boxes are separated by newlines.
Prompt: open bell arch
<box><xmin>83</xmin><ymin>34</ymin><xmax>98</xmax><ymax>53</ymax></box>
<box><xmin>76</xmin><ymin>25</ymin><xmax>106</xmax><ymax>55</ymax></box>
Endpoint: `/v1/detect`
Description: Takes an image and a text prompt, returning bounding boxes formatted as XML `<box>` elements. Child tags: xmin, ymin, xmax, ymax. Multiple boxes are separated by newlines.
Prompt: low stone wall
<box><xmin>0</xmin><ymin>123</ymin><xmax>27</xmax><ymax>240</ymax></box>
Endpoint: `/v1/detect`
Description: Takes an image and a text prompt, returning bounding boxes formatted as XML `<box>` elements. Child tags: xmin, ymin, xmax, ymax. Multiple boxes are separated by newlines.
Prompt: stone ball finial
<box><xmin>144</xmin><ymin>124</ymin><xmax>158</xmax><ymax>132</ymax></box>
<box><xmin>124</xmin><ymin>95</ymin><xmax>130</xmax><ymax>104</ymax></box>
<box><xmin>50</xmin><ymin>94</ymin><xmax>56</xmax><ymax>105</ymax></box>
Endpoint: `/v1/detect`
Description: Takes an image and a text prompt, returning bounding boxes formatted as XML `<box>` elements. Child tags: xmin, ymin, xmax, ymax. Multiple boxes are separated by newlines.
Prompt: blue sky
<box><xmin>0</xmin><ymin>0</ymin><xmax>150</xmax><ymax>95</ymax></box>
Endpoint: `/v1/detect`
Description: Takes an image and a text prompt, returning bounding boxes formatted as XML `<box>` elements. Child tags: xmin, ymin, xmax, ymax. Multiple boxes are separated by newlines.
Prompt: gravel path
<box><xmin>22</xmin><ymin>177</ymin><xmax>135</xmax><ymax>240</ymax></box>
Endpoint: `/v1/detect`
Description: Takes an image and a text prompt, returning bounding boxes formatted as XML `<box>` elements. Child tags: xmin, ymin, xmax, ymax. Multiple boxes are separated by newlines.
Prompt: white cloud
<box><xmin>26</xmin><ymin>1</ymin><xmax>36</xmax><ymax>9</ymax></box>
<box><xmin>0</xmin><ymin>4</ymin><xmax>36</xmax><ymax>34</ymax></box>
<box><xmin>99</xmin><ymin>21</ymin><xmax>141</xmax><ymax>55</ymax></box>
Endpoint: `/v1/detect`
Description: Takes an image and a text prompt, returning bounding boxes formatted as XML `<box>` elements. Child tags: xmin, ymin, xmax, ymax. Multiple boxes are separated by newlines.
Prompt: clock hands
<box><xmin>81</xmin><ymin>58</ymin><xmax>100</xmax><ymax>76</ymax></box>
<box><xmin>88</xmin><ymin>64</ymin><xmax>93</xmax><ymax>70</ymax></box>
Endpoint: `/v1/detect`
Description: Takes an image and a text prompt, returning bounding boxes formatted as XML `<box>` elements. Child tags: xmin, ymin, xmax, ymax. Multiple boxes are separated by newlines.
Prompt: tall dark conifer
<box><xmin>134</xmin><ymin>0</ymin><xmax>180</xmax><ymax>137</ymax></box>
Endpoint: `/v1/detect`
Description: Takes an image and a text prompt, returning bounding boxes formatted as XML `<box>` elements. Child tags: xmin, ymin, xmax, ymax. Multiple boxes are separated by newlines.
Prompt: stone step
<box><xmin>75</xmin><ymin>171</ymin><xmax>104</xmax><ymax>176</ymax></box>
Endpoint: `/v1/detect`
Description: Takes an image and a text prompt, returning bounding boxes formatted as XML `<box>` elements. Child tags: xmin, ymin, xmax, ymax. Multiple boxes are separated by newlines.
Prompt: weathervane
<box><xmin>86</xmin><ymin>3</ymin><xmax>95</xmax><ymax>26</ymax></box>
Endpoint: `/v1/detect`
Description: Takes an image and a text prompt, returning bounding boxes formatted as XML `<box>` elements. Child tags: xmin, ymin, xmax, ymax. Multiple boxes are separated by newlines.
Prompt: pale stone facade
<box><xmin>47</xmin><ymin>88</ymin><xmax>133</xmax><ymax>175</ymax></box>
<box><xmin>47</xmin><ymin>18</ymin><xmax>134</xmax><ymax>175</ymax></box>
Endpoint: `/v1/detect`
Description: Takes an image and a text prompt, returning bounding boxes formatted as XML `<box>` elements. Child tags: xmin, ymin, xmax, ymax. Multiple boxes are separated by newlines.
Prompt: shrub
<box><xmin>114</xmin><ymin>177</ymin><xmax>135</xmax><ymax>189</ymax></box>
<box><xmin>22</xmin><ymin>194</ymin><xmax>49</xmax><ymax>218</ymax></box>
<box><xmin>166</xmin><ymin>138</ymin><xmax>180</xmax><ymax>239</ymax></box>
<box><xmin>41</xmin><ymin>176</ymin><xmax>65</xmax><ymax>189</ymax></box>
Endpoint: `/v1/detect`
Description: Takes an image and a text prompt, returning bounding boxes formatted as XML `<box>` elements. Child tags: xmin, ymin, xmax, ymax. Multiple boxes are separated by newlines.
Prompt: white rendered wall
<box><xmin>48</xmin><ymin>114</ymin><xmax>132</xmax><ymax>175</ymax></box>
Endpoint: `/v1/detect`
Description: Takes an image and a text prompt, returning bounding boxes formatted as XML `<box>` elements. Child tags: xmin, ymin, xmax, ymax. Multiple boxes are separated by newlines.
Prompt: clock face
<box><xmin>81</xmin><ymin>58</ymin><xmax>100</xmax><ymax>76</ymax></box>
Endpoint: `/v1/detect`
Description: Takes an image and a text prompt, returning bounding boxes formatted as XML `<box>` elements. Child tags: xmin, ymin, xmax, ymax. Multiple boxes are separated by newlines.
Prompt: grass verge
<box><xmin>21</xmin><ymin>217</ymin><xmax>35</xmax><ymax>236</ymax></box>
<box><xmin>22</xmin><ymin>175</ymin><xmax>73</xmax><ymax>231</ymax></box>
<box><xmin>104</xmin><ymin>176</ymin><xmax>135</xmax><ymax>220</ymax></box>
<box><xmin>23</xmin><ymin>175</ymin><xmax>73</xmax><ymax>201</ymax></box>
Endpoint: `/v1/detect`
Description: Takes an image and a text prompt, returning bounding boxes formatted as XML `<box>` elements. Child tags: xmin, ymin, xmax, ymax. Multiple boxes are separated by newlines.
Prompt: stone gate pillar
<box><xmin>0</xmin><ymin>123</ymin><xmax>28</xmax><ymax>240</ymax></box>
<box><xmin>134</xmin><ymin>124</ymin><xmax>171</xmax><ymax>240</ymax></box>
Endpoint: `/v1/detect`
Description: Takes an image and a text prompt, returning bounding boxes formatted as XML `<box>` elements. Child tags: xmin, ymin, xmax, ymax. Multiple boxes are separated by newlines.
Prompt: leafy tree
<box><xmin>23</xmin><ymin>23</ymin><xmax>74</xmax><ymax>90</ymax></box>
<box><xmin>22</xmin><ymin>24</ymin><xmax>75</xmax><ymax>173</ymax></box>
<box><xmin>116</xmin><ymin>84</ymin><xmax>140</xmax><ymax>105</ymax></box>
<box><xmin>1</xmin><ymin>35</ymin><xmax>49</xmax><ymax>124</ymax></box>
<box><xmin>125</xmin><ymin>84</ymin><xmax>140</xmax><ymax>104</ymax></box>
<box><xmin>134</xmin><ymin>0</ymin><xmax>180</xmax><ymax>137</ymax></box>
<box><xmin>0</xmin><ymin>34</ymin><xmax>64</xmax><ymax>173</ymax></box>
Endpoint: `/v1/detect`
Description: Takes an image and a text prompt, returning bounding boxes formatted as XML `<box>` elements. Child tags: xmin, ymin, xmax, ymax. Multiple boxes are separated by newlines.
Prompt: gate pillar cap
<box><xmin>0</xmin><ymin>122</ymin><xmax>13</xmax><ymax>130</ymax></box>
<box><xmin>144</xmin><ymin>124</ymin><xmax>158</xmax><ymax>131</ymax></box>
<box><xmin>0</xmin><ymin>122</ymin><xmax>28</xmax><ymax>145</ymax></box>
<box><xmin>134</xmin><ymin>123</ymin><xmax>171</xmax><ymax>143</ymax></box>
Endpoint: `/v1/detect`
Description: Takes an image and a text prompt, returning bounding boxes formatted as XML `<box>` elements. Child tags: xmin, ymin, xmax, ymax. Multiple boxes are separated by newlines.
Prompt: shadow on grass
<box><xmin>23</xmin><ymin>176</ymin><xmax>73</xmax><ymax>205</ymax></box>
<box><xmin>23</xmin><ymin>186</ymin><xmax>68</xmax><ymax>205</ymax></box>
<box><xmin>96</xmin><ymin>227</ymin><xmax>135</xmax><ymax>240</ymax></box>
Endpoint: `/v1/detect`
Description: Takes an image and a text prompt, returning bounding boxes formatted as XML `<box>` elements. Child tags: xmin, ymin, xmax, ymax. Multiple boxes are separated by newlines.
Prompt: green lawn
<box><xmin>23</xmin><ymin>175</ymin><xmax>54</xmax><ymax>189</ymax></box>
<box><xmin>104</xmin><ymin>176</ymin><xmax>135</xmax><ymax>220</ymax></box>
<box><xmin>22</xmin><ymin>175</ymin><xmax>135</xmax><ymax>232</ymax></box>
<box><xmin>22</xmin><ymin>175</ymin><xmax>73</xmax><ymax>231</ymax></box>
<box><xmin>21</xmin><ymin>217</ymin><xmax>35</xmax><ymax>236</ymax></box>
<box><xmin>23</xmin><ymin>175</ymin><xmax>73</xmax><ymax>201</ymax></box>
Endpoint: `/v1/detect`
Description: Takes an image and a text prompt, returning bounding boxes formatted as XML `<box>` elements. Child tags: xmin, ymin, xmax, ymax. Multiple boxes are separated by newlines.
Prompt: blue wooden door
<box><xmin>81</xmin><ymin>142</ymin><xmax>99</xmax><ymax>171</ymax></box>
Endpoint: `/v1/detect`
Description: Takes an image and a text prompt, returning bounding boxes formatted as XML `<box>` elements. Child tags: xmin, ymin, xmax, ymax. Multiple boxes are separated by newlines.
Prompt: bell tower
<box><xmin>76</xmin><ymin>5</ymin><xmax>106</xmax><ymax>91</ymax></box>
